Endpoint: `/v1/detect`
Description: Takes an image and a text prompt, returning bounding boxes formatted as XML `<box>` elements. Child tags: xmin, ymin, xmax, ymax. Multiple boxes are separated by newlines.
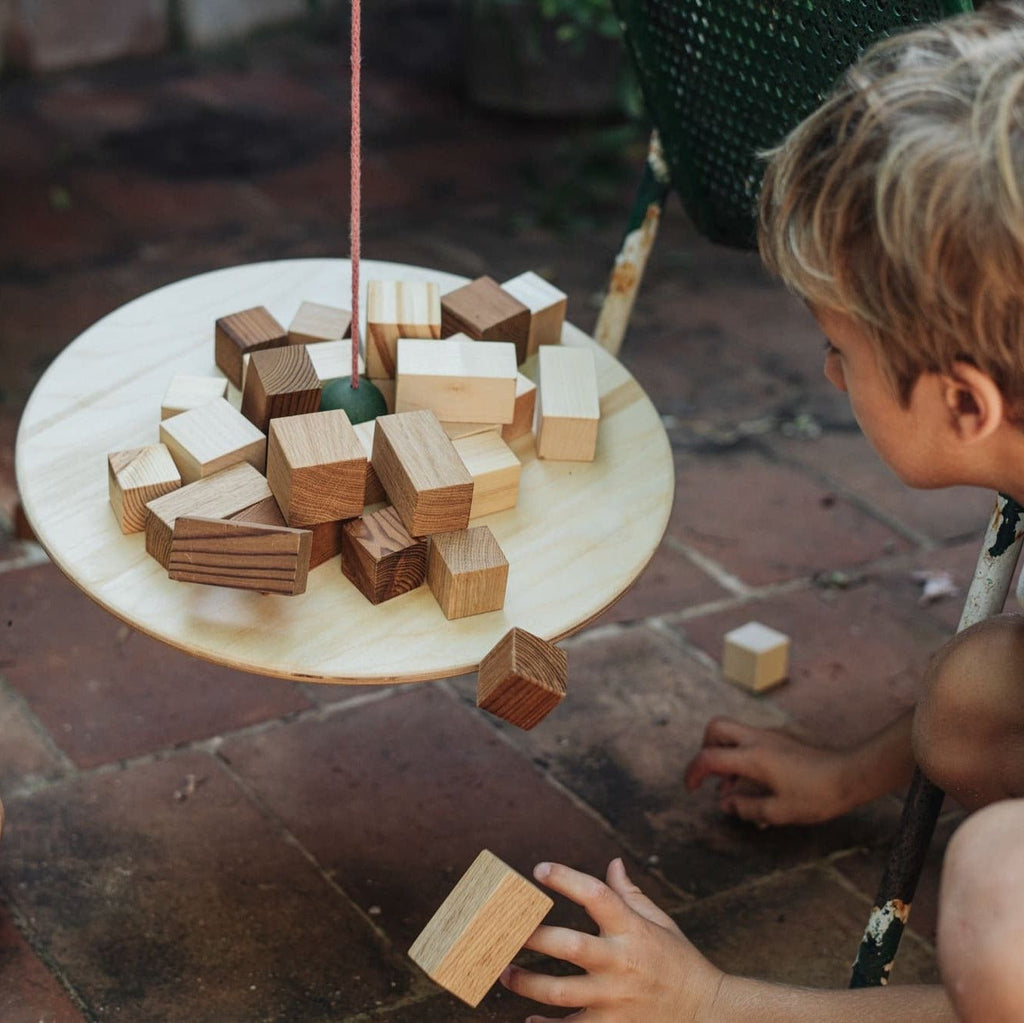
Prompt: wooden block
<box><xmin>453</xmin><ymin>432</ymin><xmax>521</xmax><ymax>519</ymax></box>
<box><xmin>535</xmin><ymin>346</ymin><xmax>599</xmax><ymax>461</ymax></box>
<box><xmin>241</xmin><ymin>344</ymin><xmax>322</xmax><ymax>432</ymax></box>
<box><xmin>229</xmin><ymin>494</ymin><xmax>342</xmax><ymax>570</ymax></box>
<box><xmin>721</xmin><ymin>622</ymin><xmax>790</xmax><ymax>692</ymax></box>
<box><xmin>395</xmin><ymin>338</ymin><xmax>517</xmax><ymax>424</ymax></box>
<box><xmin>168</xmin><ymin>515</ymin><xmax>312</xmax><ymax>596</ymax></box>
<box><xmin>267</xmin><ymin>410</ymin><xmax>367</xmax><ymax>527</ymax></box>
<box><xmin>370</xmin><ymin>377</ymin><xmax>396</xmax><ymax>413</ymax></box>
<box><xmin>228</xmin><ymin>495</ymin><xmax>287</xmax><ymax>528</ymax></box>
<box><xmin>159</xmin><ymin>397</ymin><xmax>267</xmax><ymax>484</ymax></box>
<box><xmin>427</xmin><ymin>525</ymin><xmax>508</xmax><ymax>620</ymax></box>
<box><xmin>501</xmin><ymin>271</ymin><xmax>567</xmax><ymax>357</ymax></box>
<box><xmin>341</xmin><ymin>505</ymin><xmax>428</xmax><ymax>604</ymax></box>
<box><xmin>304</xmin><ymin>341</ymin><xmax>365</xmax><ymax>385</ymax></box>
<box><xmin>145</xmin><ymin>462</ymin><xmax>272</xmax><ymax>568</ymax></box>
<box><xmin>371</xmin><ymin>411</ymin><xmax>474</xmax><ymax>537</ymax></box>
<box><xmin>365</xmin><ymin>279</ymin><xmax>442</xmax><ymax>379</ymax></box>
<box><xmin>160</xmin><ymin>374</ymin><xmax>229</xmax><ymax>420</ymax></box>
<box><xmin>441</xmin><ymin>421</ymin><xmax>501</xmax><ymax>441</ymax></box>
<box><xmin>501</xmin><ymin>373</ymin><xmax>537</xmax><ymax>443</ymax></box>
<box><xmin>288</xmin><ymin>301</ymin><xmax>352</xmax><ymax>345</ymax></box>
<box><xmin>409</xmin><ymin>849</ymin><xmax>552</xmax><ymax>1007</ymax></box>
<box><xmin>477</xmin><ymin>627</ymin><xmax>568</xmax><ymax>730</ymax></box>
<box><xmin>215</xmin><ymin>306</ymin><xmax>287</xmax><ymax>388</ymax></box>
<box><xmin>351</xmin><ymin>420</ymin><xmax>388</xmax><ymax>506</ymax></box>
<box><xmin>441</xmin><ymin>276</ymin><xmax>531</xmax><ymax>364</ymax></box>
<box><xmin>108</xmin><ymin>444</ymin><xmax>181</xmax><ymax>533</ymax></box>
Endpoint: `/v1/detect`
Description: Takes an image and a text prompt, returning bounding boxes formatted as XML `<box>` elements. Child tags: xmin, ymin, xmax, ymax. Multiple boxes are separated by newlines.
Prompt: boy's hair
<box><xmin>759</xmin><ymin>2</ymin><xmax>1024</xmax><ymax>421</ymax></box>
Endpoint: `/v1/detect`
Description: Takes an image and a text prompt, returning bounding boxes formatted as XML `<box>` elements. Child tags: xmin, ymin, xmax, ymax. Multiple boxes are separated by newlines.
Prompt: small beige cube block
<box><xmin>535</xmin><ymin>346</ymin><xmax>600</xmax><ymax>462</ymax></box>
<box><xmin>721</xmin><ymin>621</ymin><xmax>790</xmax><ymax>692</ymax></box>
<box><xmin>159</xmin><ymin>397</ymin><xmax>267</xmax><ymax>484</ymax></box>
<box><xmin>365</xmin><ymin>279</ymin><xmax>442</xmax><ymax>379</ymax></box>
<box><xmin>453</xmin><ymin>431</ymin><xmax>521</xmax><ymax>519</ymax></box>
<box><xmin>160</xmin><ymin>374</ymin><xmax>229</xmax><ymax>420</ymax></box>
<box><xmin>288</xmin><ymin>301</ymin><xmax>352</xmax><ymax>345</ymax></box>
<box><xmin>501</xmin><ymin>271</ymin><xmax>567</xmax><ymax>357</ymax></box>
<box><xmin>108</xmin><ymin>444</ymin><xmax>182</xmax><ymax>533</ymax></box>
<box><xmin>427</xmin><ymin>525</ymin><xmax>508</xmax><ymax>620</ymax></box>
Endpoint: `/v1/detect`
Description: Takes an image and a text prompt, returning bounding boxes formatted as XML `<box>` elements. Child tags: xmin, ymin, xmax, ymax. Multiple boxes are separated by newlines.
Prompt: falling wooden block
<box><xmin>372</xmin><ymin>411</ymin><xmax>474</xmax><ymax>537</ymax></box>
<box><xmin>341</xmin><ymin>505</ymin><xmax>428</xmax><ymax>604</ymax></box>
<box><xmin>409</xmin><ymin>849</ymin><xmax>552</xmax><ymax>1007</ymax></box>
<box><xmin>267</xmin><ymin>410</ymin><xmax>367</xmax><ymax>527</ymax></box>
<box><xmin>304</xmin><ymin>341</ymin><xmax>365</xmax><ymax>386</ymax></box>
<box><xmin>145</xmin><ymin>462</ymin><xmax>272</xmax><ymax>569</ymax></box>
<box><xmin>453</xmin><ymin>431</ymin><xmax>521</xmax><ymax>519</ymax></box>
<box><xmin>535</xmin><ymin>346</ymin><xmax>600</xmax><ymax>462</ymax></box>
<box><xmin>241</xmin><ymin>344</ymin><xmax>322</xmax><ymax>433</ymax></box>
<box><xmin>477</xmin><ymin>628</ymin><xmax>568</xmax><ymax>730</ymax></box>
<box><xmin>351</xmin><ymin>419</ymin><xmax>388</xmax><ymax>506</ymax></box>
<box><xmin>427</xmin><ymin>525</ymin><xmax>508</xmax><ymax>620</ymax></box>
<box><xmin>501</xmin><ymin>373</ymin><xmax>537</xmax><ymax>443</ymax></box>
<box><xmin>395</xmin><ymin>338</ymin><xmax>518</xmax><ymax>424</ymax></box>
<box><xmin>441</xmin><ymin>275</ymin><xmax>532</xmax><ymax>365</ymax></box>
<box><xmin>108</xmin><ymin>444</ymin><xmax>182</xmax><ymax>534</ymax></box>
<box><xmin>501</xmin><ymin>271</ymin><xmax>567</xmax><ymax>357</ymax></box>
<box><xmin>288</xmin><ymin>301</ymin><xmax>352</xmax><ymax>345</ymax></box>
<box><xmin>168</xmin><ymin>515</ymin><xmax>312</xmax><ymax>595</ymax></box>
<box><xmin>215</xmin><ymin>306</ymin><xmax>287</xmax><ymax>388</ymax></box>
<box><xmin>159</xmin><ymin>397</ymin><xmax>267</xmax><ymax>485</ymax></box>
<box><xmin>722</xmin><ymin>622</ymin><xmax>790</xmax><ymax>692</ymax></box>
<box><xmin>160</xmin><ymin>374</ymin><xmax>229</xmax><ymax>420</ymax></box>
<box><xmin>365</xmin><ymin>279</ymin><xmax>442</xmax><ymax>379</ymax></box>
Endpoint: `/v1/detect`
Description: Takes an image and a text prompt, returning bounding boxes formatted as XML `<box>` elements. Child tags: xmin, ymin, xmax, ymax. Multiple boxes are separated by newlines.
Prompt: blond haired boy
<box><xmin>500</xmin><ymin>4</ymin><xmax>1024</xmax><ymax>1020</ymax></box>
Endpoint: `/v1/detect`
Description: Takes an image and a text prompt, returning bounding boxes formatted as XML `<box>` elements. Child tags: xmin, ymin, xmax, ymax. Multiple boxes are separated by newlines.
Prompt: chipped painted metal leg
<box><xmin>850</xmin><ymin>493</ymin><xmax>1024</xmax><ymax>988</ymax></box>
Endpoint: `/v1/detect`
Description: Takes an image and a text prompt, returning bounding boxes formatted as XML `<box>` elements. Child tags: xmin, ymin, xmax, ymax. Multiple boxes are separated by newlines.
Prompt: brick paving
<box><xmin>0</xmin><ymin>3</ymin><xmax>1008</xmax><ymax>1020</ymax></box>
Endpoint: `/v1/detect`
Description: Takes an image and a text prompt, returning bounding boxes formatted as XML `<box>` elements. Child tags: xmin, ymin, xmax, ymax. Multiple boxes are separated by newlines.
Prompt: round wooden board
<box><xmin>16</xmin><ymin>259</ymin><xmax>674</xmax><ymax>684</ymax></box>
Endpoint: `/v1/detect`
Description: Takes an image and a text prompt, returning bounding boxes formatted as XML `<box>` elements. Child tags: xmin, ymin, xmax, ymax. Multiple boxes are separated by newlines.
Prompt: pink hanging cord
<box><xmin>350</xmin><ymin>0</ymin><xmax>362</xmax><ymax>388</ymax></box>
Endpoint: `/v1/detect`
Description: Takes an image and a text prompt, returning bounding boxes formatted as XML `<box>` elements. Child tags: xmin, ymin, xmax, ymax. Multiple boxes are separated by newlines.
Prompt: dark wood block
<box><xmin>441</xmin><ymin>276</ymin><xmax>531</xmax><ymax>364</ymax></box>
<box><xmin>215</xmin><ymin>306</ymin><xmax>287</xmax><ymax>388</ymax></box>
<box><xmin>341</xmin><ymin>506</ymin><xmax>428</xmax><ymax>604</ymax></box>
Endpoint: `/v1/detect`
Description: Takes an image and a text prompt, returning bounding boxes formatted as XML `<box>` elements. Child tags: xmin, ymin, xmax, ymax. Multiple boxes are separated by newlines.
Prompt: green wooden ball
<box><xmin>319</xmin><ymin>377</ymin><xmax>389</xmax><ymax>424</ymax></box>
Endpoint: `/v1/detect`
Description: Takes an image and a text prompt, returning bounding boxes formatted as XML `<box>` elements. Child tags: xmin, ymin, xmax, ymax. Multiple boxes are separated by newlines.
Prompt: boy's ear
<box><xmin>941</xmin><ymin>361</ymin><xmax>1004</xmax><ymax>442</ymax></box>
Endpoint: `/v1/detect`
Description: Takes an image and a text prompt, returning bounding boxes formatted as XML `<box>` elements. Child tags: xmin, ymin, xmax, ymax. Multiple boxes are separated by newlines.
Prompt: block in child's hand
<box><xmin>341</xmin><ymin>505</ymin><xmax>428</xmax><ymax>604</ymax></box>
<box><xmin>477</xmin><ymin>627</ymin><xmax>567</xmax><ymax>730</ymax></box>
<box><xmin>535</xmin><ymin>345</ymin><xmax>600</xmax><ymax>462</ymax></box>
<box><xmin>501</xmin><ymin>271</ymin><xmax>567</xmax><ymax>357</ymax></box>
<box><xmin>159</xmin><ymin>397</ymin><xmax>267</xmax><ymax>485</ymax></box>
<box><xmin>161</xmin><ymin>374</ymin><xmax>229</xmax><ymax>420</ymax></box>
<box><xmin>721</xmin><ymin>621</ymin><xmax>790</xmax><ymax>692</ymax></box>
<box><xmin>441</xmin><ymin>275</ymin><xmax>531</xmax><ymax>364</ymax></box>
<box><xmin>215</xmin><ymin>306</ymin><xmax>287</xmax><ymax>388</ymax></box>
<box><xmin>365</xmin><ymin>279</ymin><xmax>441</xmax><ymax>379</ymax></box>
<box><xmin>288</xmin><ymin>301</ymin><xmax>351</xmax><ymax>345</ymax></box>
<box><xmin>241</xmin><ymin>344</ymin><xmax>322</xmax><ymax>433</ymax></box>
<box><xmin>108</xmin><ymin>444</ymin><xmax>181</xmax><ymax>533</ymax></box>
<box><xmin>427</xmin><ymin>525</ymin><xmax>508</xmax><ymax>620</ymax></box>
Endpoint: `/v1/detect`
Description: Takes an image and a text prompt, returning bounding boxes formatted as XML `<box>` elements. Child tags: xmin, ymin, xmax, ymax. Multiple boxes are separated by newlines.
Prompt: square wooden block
<box><xmin>341</xmin><ymin>505</ymin><xmax>428</xmax><ymax>604</ymax></box>
<box><xmin>304</xmin><ymin>341</ymin><xmax>365</xmax><ymax>386</ymax></box>
<box><xmin>215</xmin><ymin>306</ymin><xmax>287</xmax><ymax>388</ymax></box>
<box><xmin>108</xmin><ymin>444</ymin><xmax>182</xmax><ymax>534</ymax></box>
<box><xmin>441</xmin><ymin>275</ymin><xmax>531</xmax><ymax>364</ymax></box>
<box><xmin>160</xmin><ymin>374</ymin><xmax>229</xmax><ymax>420</ymax></box>
<box><xmin>365</xmin><ymin>279</ymin><xmax>442</xmax><ymax>379</ymax></box>
<box><xmin>452</xmin><ymin>431</ymin><xmax>521</xmax><ymax>519</ymax></box>
<box><xmin>241</xmin><ymin>344</ymin><xmax>322</xmax><ymax>433</ymax></box>
<box><xmin>427</xmin><ymin>525</ymin><xmax>508</xmax><ymax>620</ymax></box>
<box><xmin>288</xmin><ymin>300</ymin><xmax>352</xmax><ymax>345</ymax></box>
<box><xmin>722</xmin><ymin>621</ymin><xmax>790</xmax><ymax>692</ymax></box>
<box><xmin>501</xmin><ymin>271</ymin><xmax>567</xmax><ymax>357</ymax></box>
<box><xmin>159</xmin><ymin>397</ymin><xmax>267</xmax><ymax>485</ymax></box>
<box><xmin>477</xmin><ymin>627</ymin><xmax>567</xmax><ymax>730</ymax></box>
<box><xmin>535</xmin><ymin>345</ymin><xmax>600</xmax><ymax>462</ymax></box>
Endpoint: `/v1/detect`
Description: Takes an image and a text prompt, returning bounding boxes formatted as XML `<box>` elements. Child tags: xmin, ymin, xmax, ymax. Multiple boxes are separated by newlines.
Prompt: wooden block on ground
<box><xmin>304</xmin><ymin>341</ymin><xmax>365</xmax><ymax>385</ymax></box>
<box><xmin>501</xmin><ymin>271</ymin><xmax>567</xmax><ymax>357</ymax></box>
<box><xmin>288</xmin><ymin>301</ymin><xmax>352</xmax><ymax>345</ymax></box>
<box><xmin>267</xmin><ymin>410</ymin><xmax>367</xmax><ymax>527</ymax></box>
<box><xmin>108</xmin><ymin>444</ymin><xmax>182</xmax><ymax>533</ymax></box>
<box><xmin>159</xmin><ymin>397</ymin><xmax>267</xmax><ymax>484</ymax></box>
<box><xmin>168</xmin><ymin>515</ymin><xmax>312</xmax><ymax>595</ymax></box>
<box><xmin>722</xmin><ymin>622</ymin><xmax>790</xmax><ymax>692</ymax></box>
<box><xmin>215</xmin><ymin>306</ymin><xmax>287</xmax><ymax>388</ymax></box>
<box><xmin>427</xmin><ymin>525</ymin><xmax>508</xmax><ymax>619</ymax></box>
<box><xmin>161</xmin><ymin>374</ymin><xmax>229</xmax><ymax>420</ymax></box>
<box><xmin>441</xmin><ymin>276</ymin><xmax>531</xmax><ymax>364</ymax></box>
<box><xmin>241</xmin><ymin>344</ymin><xmax>322</xmax><ymax>432</ymax></box>
<box><xmin>535</xmin><ymin>346</ymin><xmax>599</xmax><ymax>461</ymax></box>
<box><xmin>365</xmin><ymin>279</ymin><xmax>442</xmax><ymax>379</ymax></box>
<box><xmin>453</xmin><ymin>432</ymin><xmax>521</xmax><ymax>519</ymax></box>
<box><xmin>395</xmin><ymin>338</ymin><xmax>517</xmax><ymax>424</ymax></box>
<box><xmin>409</xmin><ymin>849</ymin><xmax>552</xmax><ymax>1007</ymax></box>
<box><xmin>145</xmin><ymin>462</ymin><xmax>272</xmax><ymax>569</ymax></box>
<box><xmin>501</xmin><ymin>373</ymin><xmax>537</xmax><ymax>443</ymax></box>
<box><xmin>477</xmin><ymin>627</ymin><xmax>568</xmax><ymax>730</ymax></box>
<box><xmin>372</xmin><ymin>411</ymin><xmax>474</xmax><ymax>536</ymax></box>
<box><xmin>341</xmin><ymin>505</ymin><xmax>428</xmax><ymax>604</ymax></box>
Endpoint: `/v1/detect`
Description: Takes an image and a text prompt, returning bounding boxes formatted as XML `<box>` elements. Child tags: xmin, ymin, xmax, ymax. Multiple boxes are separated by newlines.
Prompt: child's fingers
<box><xmin>700</xmin><ymin>715</ymin><xmax>757</xmax><ymax>747</ymax></box>
<box><xmin>523</xmin><ymin>923</ymin><xmax>609</xmax><ymax>970</ymax></box>
<box><xmin>684</xmin><ymin>744</ymin><xmax>768</xmax><ymax>791</ymax></box>
<box><xmin>499</xmin><ymin>962</ymin><xmax>592</xmax><ymax>1009</ymax></box>
<box><xmin>532</xmin><ymin>862</ymin><xmax>633</xmax><ymax>934</ymax></box>
<box><xmin>605</xmin><ymin>858</ymin><xmax>679</xmax><ymax>931</ymax></box>
<box><xmin>720</xmin><ymin>790</ymin><xmax>778</xmax><ymax>827</ymax></box>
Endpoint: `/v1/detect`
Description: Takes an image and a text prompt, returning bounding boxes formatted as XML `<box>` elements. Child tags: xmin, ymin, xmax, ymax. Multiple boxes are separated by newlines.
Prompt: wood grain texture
<box><xmin>304</xmin><ymin>341</ymin><xmax>365</xmax><ymax>385</ymax></box>
<box><xmin>501</xmin><ymin>372</ymin><xmax>537</xmax><ymax>443</ymax></box>
<box><xmin>452</xmin><ymin>431</ymin><xmax>521</xmax><ymax>519</ymax></box>
<box><xmin>408</xmin><ymin>849</ymin><xmax>552</xmax><ymax>1007</ymax></box>
<box><xmin>228</xmin><ymin>494</ymin><xmax>351</xmax><ymax>569</ymax></box>
<box><xmin>241</xmin><ymin>344</ymin><xmax>322</xmax><ymax>433</ymax></box>
<box><xmin>441</xmin><ymin>276</ymin><xmax>531</xmax><ymax>364</ymax></box>
<box><xmin>365</xmin><ymin>279</ymin><xmax>442</xmax><ymax>379</ymax></box>
<box><xmin>159</xmin><ymin>396</ymin><xmax>267</xmax><ymax>484</ymax></box>
<box><xmin>427</xmin><ymin>525</ymin><xmax>508</xmax><ymax>620</ymax></box>
<box><xmin>341</xmin><ymin>505</ymin><xmax>427</xmax><ymax>604</ymax></box>
<box><xmin>228</xmin><ymin>495</ymin><xmax>287</xmax><ymax>528</ymax></box>
<box><xmin>535</xmin><ymin>345</ymin><xmax>600</xmax><ymax>462</ymax></box>
<box><xmin>501</xmin><ymin>271</ymin><xmax>567</xmax><ymax>357</ymax></box>
<box><xmin>351</xmin><ymin>419</ymin><xmax>388</xmax><ymax>506</ymax></box>
<box><xmin>477</xmin><ymin>627</ymin><xmax>567</xmax><ymax>730</ymax></box>
<box><xmin>287</xmin><ymin>300</ymin><xmax>351</xmax><ymax>345</ymax></box>
<box><xmin>215</xmin><ymin>306</ymin><xmax>287</xmax><ymax>388</ymax></box>
<box><xmin>108</xmin><ymin>444</ymin><xmax>181</xmax><ymax>534</ymax></box>
<box><xmin>160</xmin><ymin>373</ymin><xmax>228</xmax><ymax>420</ymax></box>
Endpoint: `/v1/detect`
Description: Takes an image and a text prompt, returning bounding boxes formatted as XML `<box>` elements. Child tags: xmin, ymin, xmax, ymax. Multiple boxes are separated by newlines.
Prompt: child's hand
<box><xmin>499</xmin><ymin>858</ymin><xmax>723</xmax><ymax>1022</ymax></box>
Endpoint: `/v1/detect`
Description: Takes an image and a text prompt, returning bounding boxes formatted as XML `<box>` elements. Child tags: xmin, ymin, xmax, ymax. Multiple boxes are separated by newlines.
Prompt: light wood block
<box><xmin>441</xmin><ymin>276</ymin><xmax>531</xmax><ymax>364</ymax></box>
<box><xmin>371</xmin><ymin>410</ymin><xmax>474</xmax><ymax>537</ymax></box>
<box><xmin>441</xmin><ymin>421</ymin><xmax>501</xmax><ymax>441</ymax></box>
<box><xmin>168</xmin><ymin>515</ymin><xmax>312</xmax><ymax>595</ymax></box>
<box><xmin>477</xmin><ymin>627</ymin><xmax>567</xmax><ymax>730</ymax></box>
<box><xmin>160</xmin><ymin>374</ymin><xmax>229</xmax><ymax>420</ymax></box>
<box><xmin>159</xmin><ymin>397</ymin><xmax>267</xmax><ymax>484</ymax></box>
<box><xmin>535</xmin><ymin>346</ymin><xmax>600</xmax><ymax>462</ymax></box>
<box><xmin>409</xmin><ymin>849</ymin><xmax>552</xmax><ymax>1007</ymax></box>
<box><xmin>241</xmin><ymin>344</ymin><xmax>322</xmax><ymax>433</ymax></box>
<box><xmin>108</xmin><ymin>444</ymin><xmax>181</xmax><ymax>534</ymax></box>
<box><xmin>722</xmin><ymin>622</ymin><xmax>790</xmax><ymax>692</ymax></box>
<box><xmin>341</xmin><ymin>505</ymin><xmax>428</xmax><ymax>604</ymax></box>
<box><xmin>365</xmin><ymin>279</ymin><xmax>442</xmax><ymax>379</ymax></box>
<box><xmin>453</xmin><ymin>432</ymin><xmax>521</xmax><ymax>519</ymax></box>
<box><xmin>395</xmin><ymin>338</ymin><xmax>517</xmax><ymax>424</ymax></box>
<box><xmin>304</xmin><ymin>341</ymin><xmax>365</xmax><ymax>385</ymax></box>
<box><xmin>427</xmin><ymin>525</ymin><xmax>508</xmax><ymax>619</ymax></box>
<box><xmin>266</xmin><ymin>410</ymin><xmax>366</xmax><ymax>527</ymax></box>
<box><xmin>145</xmin><ymin>462</ymin><xmax>272</xmax><ymax>569</ymax></box>
<box><xmin>501</xmin><ymin>373</ymin><xmax>537</xmax><ymax>443</ymax></box>
<box><xmin>351</xmin><ymin>419</ymin><xmax>388</xmax><ymax>506</ymax></box>
<box><xmin>215</xmin><ymin>306</ymin><xmax>287</xmax><ymax>388</ymax></box>
<box><xmin>288</xmin><ymin>301</ymin><xmax>351</xmax><ymax>345</ymax></box>
<box><xmin>501</xmin><ymin>271</ymin><xmax>567</xmax><ymax>357</ymax></box>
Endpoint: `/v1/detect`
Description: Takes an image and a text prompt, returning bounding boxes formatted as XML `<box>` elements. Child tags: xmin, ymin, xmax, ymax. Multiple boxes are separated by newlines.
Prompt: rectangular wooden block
<box><xmin>168</xmin><ymin>515</ymin><xmax>312</xmax><ymax>595</ymax></box>
<box><xmin>409</xmin><ymin>849</ymin><xmax>552</xmax><ymax>1007</ymax></box>
<box><xmin>351</xmin><ymin>419</ymin><xmax>388</xmax><ymax>506</ymax></box>
<box><xmin>215</xmin><ymin>306</ymin><xmax>287</xmax><ymax>389</ymax></box>
<box><xmin>722</xmin><ymin>621</ymin><xmax>790</xmax><ymax>692</ymax></box>
<box><xmin>341</xmin><ymin>505</ymin><xmax>428</xmax><ymax>604</ymax></box>
<box><xmin>501</xmin><ymin>373</ymin><xmax>537</xmax><ymax>443</ymax></box>
<box><xmin>365</xmin><ymin>279</ymin><xmax>442</xmax><ymax>379</ymax></box>
<box><xmin>288</xmin><ymin>300</ymin><xmax>352</xmax><ymax>345</ymax></box>
<box><xmin>427</xmin><ymin>525</ymin><xmax>508</xmax><ymax>620</ymax></box>
<box><xmin>477</xmin><ymin>628</ymin><xmax>567</xmax><ymax>730</ymax></box>
<box><xmin>441</xmin><ymin>276</ymin><xmax>531</xmax><ymax>364</ymax></box>
<box><xmin>304</xmin><ymin>340</ymin><xmax>365</xmax><ymax>385</ymax></box>
<box><xmin>395</xmin><ymin>338</ymin><xmax>517</xmax><ymax>424</ymax></box>
<box><xmin>160</xmin><ymin>374</ymin><xmax>229</xmax><ymax>420</ymax></box>
<box><xmin>241</xmin><ymin>344</ymin><xmax>322</xmax><ymax>433</ymax></box>
<box><xmin>535</xmin><ymin>346</ymin><xmax>600</xmax><ymax>462</ymax></box>
<box><xmin>228</xmin><ymin>495</ymin><xmax>287</xmax><ymax>528</ymax></box>
<box><xmin>501</xmin><ymin>271</ymin><xmax>567</xmax><ymax>357</ymax></box>
<box><xmin>371</xmin><ymin>411</ymin><xmax>474</xmax><ymax>537</ymax></box>
<box><xmin>452</xmin><ymin>431</ymin><xmax>521</xmax><ymax>519</ymax></box>
<box><xmin>227</xmin><ymin>494</ymin><xmax>353</xmax><ymax>568</ymax></box>
<box><xmin>441</xmin><ymin>421</ymin><xmax>501</xmax><ymax>441</ymax></box>
<box><xmin>159</xmin><ymin>396</ymin><xmax>267</xmax><ymax>484</ymax></box>
<box><xmin>108</xmin><ymin>444</ymin><xmax>182</xmax><ymax>533</ymax></box>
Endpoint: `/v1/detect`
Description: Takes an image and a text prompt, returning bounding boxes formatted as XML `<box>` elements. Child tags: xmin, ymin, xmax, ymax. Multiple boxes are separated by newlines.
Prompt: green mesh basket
<box><xmin>613</xmin><ymin>0</ymin><xmax>974</xmax><ymax>248</ymax></box>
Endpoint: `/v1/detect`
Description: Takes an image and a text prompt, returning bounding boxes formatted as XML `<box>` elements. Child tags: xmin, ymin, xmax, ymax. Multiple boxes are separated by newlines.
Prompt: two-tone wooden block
<box><xmin>722</xmin><ymin>621</ymin><xmax>790</xmax><ymax>692</ymax></box>
<box><xmin>241</xmin><ymin>344</ymin><xmax>322</xmax><ymax>433</ymax></box>
<box><xmin>365</xmin><ymin>279</ymin><xmax>442</xmax><ymax>379</ymax></box>
<box><xmin>409</xmin><ymin>849</ymin><xmax>552</xmax><ymax>1007</ymax></box>
<box><xmin>441</xmin><ymin>275</ymin><xmax>531</xmax><ymax>364</ymax></box>
<box><xmin>287</xmin><ymin>301</ymin><xmax>352</xmax><ymax>345</ymax></box>
<box><xmin>160</xmin><ymin>374</ymin><xmax>229</xmax><ymax>420</ymax></box>
<box><xmin>427</xmin><ymin>525</ymin><xmax>508</xmax><ymax>620</ymax></box>
<box><xmin>266</xmin><ymin>410</ymin><xmax>366</xmax><ymax>527</ymax></box>
<box><xmin>477</xmin><ymin>627</ymin><xmax>568</xmax><ymax>730</ymax></box>
<box><xmin>108</xmin><ymin>444</ymin><xmax>182</xmax><ymax>533</ymax></box>
<box><xmin>452</xmin><ymin>431</ymin><xmax>521</xmax><ymax>519</ymax></box>
<box><xmin>535</xmin><ymin>346</ymin><xmax>600</xmax><ymax>461</ymax></box>
<box><xmin>501</xmin><ymin>271</ymin><xmax>567</xmax><ymax>357</ymax></box>
<box><xmin>159</xmin><ymin>397</ymin><xmax>267</xmax><ymax>484</ymax></box>
<box><xmin>215</xmin><ymin>306</ymin><xmax>287</xmax><ymax>388</ymax></box>
<box><xmin>501</xmin><ymin>373</ymin><xmax>537</xmax><ymax>443</ymax></box>
<box><xmin>341</xmin><ymin>505</ymin><xmax>428</xmax><ymax>604</ymax></box>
